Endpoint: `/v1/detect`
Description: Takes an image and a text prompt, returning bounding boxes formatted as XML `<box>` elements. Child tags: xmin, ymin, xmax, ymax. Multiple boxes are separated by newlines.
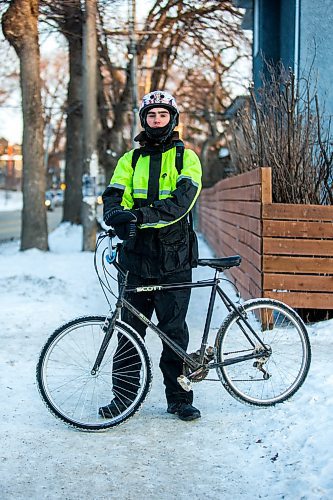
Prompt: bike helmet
<box><xmin>139</xmin><ymin>90</ymin><xmax>179</xmax><ymax>143</ymax></box>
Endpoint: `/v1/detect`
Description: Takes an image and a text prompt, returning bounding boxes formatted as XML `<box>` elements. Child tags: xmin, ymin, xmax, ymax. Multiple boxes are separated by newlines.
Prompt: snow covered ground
<box><xmin>0</xmin><ymin>190</ymin><xmax>22</xmax><ymax>212</ymax></box>
<box><xmin>0</xmin><ymin>221</ymin><xmax>332</xmax><ymax>500</ymax></box>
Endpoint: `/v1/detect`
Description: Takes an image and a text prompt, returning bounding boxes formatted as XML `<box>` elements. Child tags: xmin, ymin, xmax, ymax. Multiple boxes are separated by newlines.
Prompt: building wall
<box><xmin>253</xmin><ymin>0</ymin><xmax>297</xmax><ymax>87</ymax></box>
<box><xmin>299</xmin><ymin>0</ymin><xmax>333</xmax><ymax>116</ymax></box>
<box><xmin>251</xmin><ymin>0</ymin><xmax>333</xmax><ymax>117</ymax></box>
<box><xmin>280</xmin><ymin>0</ymin><xmax>296</xmax><ymax>69</ymax></box>
<box><xmin>253</xmin><ymin>0</ymin><xmax>281</xmax><ymax>88</ymax></box>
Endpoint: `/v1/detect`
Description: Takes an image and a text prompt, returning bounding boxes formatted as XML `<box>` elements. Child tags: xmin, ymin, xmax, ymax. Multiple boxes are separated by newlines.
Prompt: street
<box><xmin>0</xmin><ymin>206</ymin><xmax>63</xmax><ymax>242</ymax></box>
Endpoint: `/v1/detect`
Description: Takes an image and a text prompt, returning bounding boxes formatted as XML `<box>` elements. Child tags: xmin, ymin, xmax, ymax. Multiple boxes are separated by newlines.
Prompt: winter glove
<box><xmin>113</xmin><ymin>221</ymin><xmax>137</xmax><ymax>240</ymax></box>
<box><xmin>103</xmin><ymin>207</ymin><xmax>124</xmax><ymax>226</ymax></box>
<box><xmin>103</xmin><ymin>207</ymin><xmax>143</xmax><ymax>227</ymax></box>
<box><xmin>103</xmin><ymin>207</ymin><xmax>143</xmax><ymax>240</ymax></box>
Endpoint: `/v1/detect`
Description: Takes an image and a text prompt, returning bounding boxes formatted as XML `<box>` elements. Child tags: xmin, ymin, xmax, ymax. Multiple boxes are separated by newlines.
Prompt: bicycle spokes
<box><xmin>216</xmin><ymin>300</ymin><xmax>311</xmax><ymax>406</ymax></box>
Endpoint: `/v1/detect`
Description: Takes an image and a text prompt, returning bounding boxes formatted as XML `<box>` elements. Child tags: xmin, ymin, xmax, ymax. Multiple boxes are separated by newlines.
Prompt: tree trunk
<box><xmin>2</xmin><ymin>0</ymin><xmax>48</xmax><ymax>251</ymax></box>
<box><xmin>103</xmin><ymin>73</ymin><xmax>131</xmax><ymax>183</ymax></box>
<box><xmin>82</xmin><ymin>0</ymin><xmax>98</xmax><ymax>251</ymax></box>
<box><xmin>62</xmin><ymin>6</ymin><xmax>84</xmax><ymax>224</ymax></box>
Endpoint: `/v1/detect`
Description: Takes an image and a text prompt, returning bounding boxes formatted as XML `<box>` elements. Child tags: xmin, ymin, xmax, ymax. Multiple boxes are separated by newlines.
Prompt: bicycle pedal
<box><xmin>177</xmin><ymin>375</ymin><xmax>192</xmax><ymax>392</ymax></box>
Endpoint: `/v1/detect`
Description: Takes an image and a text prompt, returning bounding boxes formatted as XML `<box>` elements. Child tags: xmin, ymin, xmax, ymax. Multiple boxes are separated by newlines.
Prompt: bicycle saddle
<box><xmin>198</xmin><ymin>255</ymin><xmax>242</xmax><ymax>270</ymax></box>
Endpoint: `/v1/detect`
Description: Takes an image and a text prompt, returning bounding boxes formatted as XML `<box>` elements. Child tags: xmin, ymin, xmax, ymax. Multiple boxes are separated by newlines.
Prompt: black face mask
<box><xmin>143</xmin><ymin>112</ymin><xmax>178</xmax><ymax>143</ymax></box>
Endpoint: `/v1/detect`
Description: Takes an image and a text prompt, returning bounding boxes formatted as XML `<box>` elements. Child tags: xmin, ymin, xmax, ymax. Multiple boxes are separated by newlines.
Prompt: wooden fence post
<box><xmin>261</xmin><ymin>167</ymin><xmax>272</xmax><ymax>204</ymax></box>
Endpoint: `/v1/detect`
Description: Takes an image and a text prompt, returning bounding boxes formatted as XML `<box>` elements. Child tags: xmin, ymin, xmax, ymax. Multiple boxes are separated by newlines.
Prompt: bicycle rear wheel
<box><xmin>215</xmin><ymin>299</ymin><xmax>311</xmax><ymax>406</ymax></box>
<box><xmin>36</xmin><ymin>316</ymin><xmax>152</xmax><ymax>431</ymax></box>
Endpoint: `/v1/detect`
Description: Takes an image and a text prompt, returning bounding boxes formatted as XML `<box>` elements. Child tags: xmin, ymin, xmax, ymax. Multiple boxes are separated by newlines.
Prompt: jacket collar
<box><xmin>134</xmin><ymin>131</ymin><xmax>181</xmax><ymax>156</ymax></box>
<box><xmin>135</xmin><ymin>130</ymin><xmax>180</xmax><ymax>146</ymax></box>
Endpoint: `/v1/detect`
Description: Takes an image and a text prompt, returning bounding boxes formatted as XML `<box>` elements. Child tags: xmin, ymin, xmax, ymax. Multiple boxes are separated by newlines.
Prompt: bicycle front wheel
<box><xmin>215</xmin><ymin>299</ymin><xmax>311</xmax><ymax>406</ymax></box>
<box><xmin>36</xmin><ymin>316</ymin><xmax>152</xmax><ymax>431</ymax></box>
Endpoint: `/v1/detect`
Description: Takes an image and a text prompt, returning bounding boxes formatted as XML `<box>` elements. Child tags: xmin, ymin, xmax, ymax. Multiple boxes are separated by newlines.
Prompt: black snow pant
<box><xmin>112</xmin><ymin>269</ymin><xmax>193</xmax><ymax>405</ymax></box>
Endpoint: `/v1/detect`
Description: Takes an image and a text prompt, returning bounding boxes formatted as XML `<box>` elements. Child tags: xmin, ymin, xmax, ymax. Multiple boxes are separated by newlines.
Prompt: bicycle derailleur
<box><xmin>253</xmin><ymin>345</ymin><xmax>272</xmax><ymax>380</ymax></box>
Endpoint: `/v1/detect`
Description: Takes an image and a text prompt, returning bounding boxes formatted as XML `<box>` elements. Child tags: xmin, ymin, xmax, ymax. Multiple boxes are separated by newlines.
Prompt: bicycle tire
<box><xmin>215</xmin><ymin>299</ymin><xmax>311</xmax><ymax>406</ymax></box>
<box><xmin>36</xmin><ymin>316</ymin><xmax>152</xmax><ymax>431</ymax></box>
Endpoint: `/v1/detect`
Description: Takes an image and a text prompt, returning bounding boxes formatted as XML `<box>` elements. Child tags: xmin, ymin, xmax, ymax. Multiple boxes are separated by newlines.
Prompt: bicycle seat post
<box><xmin>197</xmin><ymin>268</ymin><xmax>220</xmax><ymax>362</ymax></box>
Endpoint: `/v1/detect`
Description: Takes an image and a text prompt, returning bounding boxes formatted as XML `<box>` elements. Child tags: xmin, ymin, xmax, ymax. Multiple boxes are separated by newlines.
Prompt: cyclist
<box><xmin>101</xmin><ymin>90</ymin><xmax>202</xmax><ymax>421</ymax></box>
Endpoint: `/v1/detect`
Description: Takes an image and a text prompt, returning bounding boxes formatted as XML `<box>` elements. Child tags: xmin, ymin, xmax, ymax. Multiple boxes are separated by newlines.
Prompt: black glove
<box><xmin>104</xmin><ymin>207</ymin><xmax>142</xmax><ymax>227</ymax></box>
<box><xmin>103</xmin><ymin>207</ymin><xmax>124</xmax><ymax>226</ymax></box>
<box><xmin>104</xmin><ymin>207</ymin><xmax>143</xmax><ymax>240</ymax></box>
<box><xmin>113</xmin><ymin>221</ymin><xmax>137</xmax><ymax>240</ymax></box>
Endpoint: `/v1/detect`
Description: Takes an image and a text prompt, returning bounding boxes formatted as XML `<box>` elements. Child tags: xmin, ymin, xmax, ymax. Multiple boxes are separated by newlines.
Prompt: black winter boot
<box><xmin>167</xmin><ymin>402</ymin><xmax>201</xmax><ymax>421</ymax></box>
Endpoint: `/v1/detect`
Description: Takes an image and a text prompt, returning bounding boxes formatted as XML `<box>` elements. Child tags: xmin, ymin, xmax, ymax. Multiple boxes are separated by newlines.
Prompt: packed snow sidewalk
<box><xmin>0</xmin><ymin>224</ymin><xmax>332</xmax><ymax>499</ymax></box>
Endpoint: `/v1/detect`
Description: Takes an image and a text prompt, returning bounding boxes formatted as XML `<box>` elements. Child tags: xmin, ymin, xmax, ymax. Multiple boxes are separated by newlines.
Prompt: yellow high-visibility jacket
<box><xmin>103</xmin><ymin>140</ymin><xmax>202</xmax><ymax>277</ymax></box>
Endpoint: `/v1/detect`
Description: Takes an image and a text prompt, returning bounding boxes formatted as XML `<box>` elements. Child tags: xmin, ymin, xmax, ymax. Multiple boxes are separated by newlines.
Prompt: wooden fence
<box><xmin>198</xmin><ymin>167</ymin><xmax>333</xmax><ymax>310</ymax></box>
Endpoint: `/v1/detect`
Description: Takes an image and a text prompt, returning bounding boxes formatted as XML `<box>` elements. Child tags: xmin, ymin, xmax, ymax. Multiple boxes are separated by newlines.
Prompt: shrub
<box><xmin>228</xmin><ymin>62</ymin><xmax>333</xmax><ymax>204</ymax></box>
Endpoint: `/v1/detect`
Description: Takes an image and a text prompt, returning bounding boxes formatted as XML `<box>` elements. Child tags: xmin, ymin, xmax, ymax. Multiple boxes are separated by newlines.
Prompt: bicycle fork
<box><xmin>90</xmin><ymin>310</ymin><xmax>119</xmax><ymax>375</ymax></box>
<box><xmin>90</xmin><ymin>271</ymin><xmax>129</xmax><ymax>375</ymax></box>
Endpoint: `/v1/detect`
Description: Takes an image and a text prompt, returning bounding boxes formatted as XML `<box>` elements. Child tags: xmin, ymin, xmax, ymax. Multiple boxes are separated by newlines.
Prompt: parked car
<box><xmin>45</xmin><ymin>191</ymin><xmax>56</xmax><ymax>211</ymax></box>
<box><xmin>54</xmin><ymin>189</ymin><xmax>64</xmax><ymax>207</ymax></box>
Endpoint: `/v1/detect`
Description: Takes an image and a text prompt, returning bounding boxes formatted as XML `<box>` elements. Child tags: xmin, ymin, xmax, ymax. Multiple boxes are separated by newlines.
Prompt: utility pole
<box><xmin>82</xmin><ymin>0</ymin><xmax>98</xmax><ymax>251</ymax></box>
<box><xmin>105</xmin><ymin>2</ymin><xmax>160</xmax><ymax>147</ymax></box>
<box><xmin>129</xmin><ymin>0</ymin><xmax>138</xmax><ymax>147</ymax></box>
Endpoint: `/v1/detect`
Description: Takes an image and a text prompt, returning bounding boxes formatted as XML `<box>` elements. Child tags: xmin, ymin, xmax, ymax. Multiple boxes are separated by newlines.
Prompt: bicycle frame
<box><xmin>91</xmin><ymin>236</ymin><xmax>270</xmax><ymax>378</ymax></box>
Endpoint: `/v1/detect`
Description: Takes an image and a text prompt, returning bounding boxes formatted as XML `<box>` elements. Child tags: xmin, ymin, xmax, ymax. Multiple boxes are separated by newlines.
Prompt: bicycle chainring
<box><xmin>183</xmin><ymin>352</ymin><xmax>210</xmax><ymax>382</ymax></box>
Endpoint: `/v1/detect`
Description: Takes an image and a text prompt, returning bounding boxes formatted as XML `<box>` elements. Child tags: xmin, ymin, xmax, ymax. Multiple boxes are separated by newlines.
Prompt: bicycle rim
<box><xmin>215</xmin><ymin>299</ymin><xmax>311</xmax><ymax>406</ymax></box>
<box><xmin>36</xmin><ymin>316</ymin><xmax>152</xmax><ymax>430</ymax></box>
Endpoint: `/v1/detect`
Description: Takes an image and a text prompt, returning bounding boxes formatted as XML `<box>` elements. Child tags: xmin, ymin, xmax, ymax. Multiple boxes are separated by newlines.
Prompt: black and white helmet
<box><xmin>139</xmin><ymin>90</ymin><xmax>179</xmax><ymax>127</ymax></box>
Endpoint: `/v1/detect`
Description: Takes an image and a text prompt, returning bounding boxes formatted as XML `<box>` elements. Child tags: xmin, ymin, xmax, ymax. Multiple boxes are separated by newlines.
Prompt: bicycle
<box><xmin>36</xmin><ymin>229</ymin><xmax>311</xmax><ymax>431</ymax></box>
